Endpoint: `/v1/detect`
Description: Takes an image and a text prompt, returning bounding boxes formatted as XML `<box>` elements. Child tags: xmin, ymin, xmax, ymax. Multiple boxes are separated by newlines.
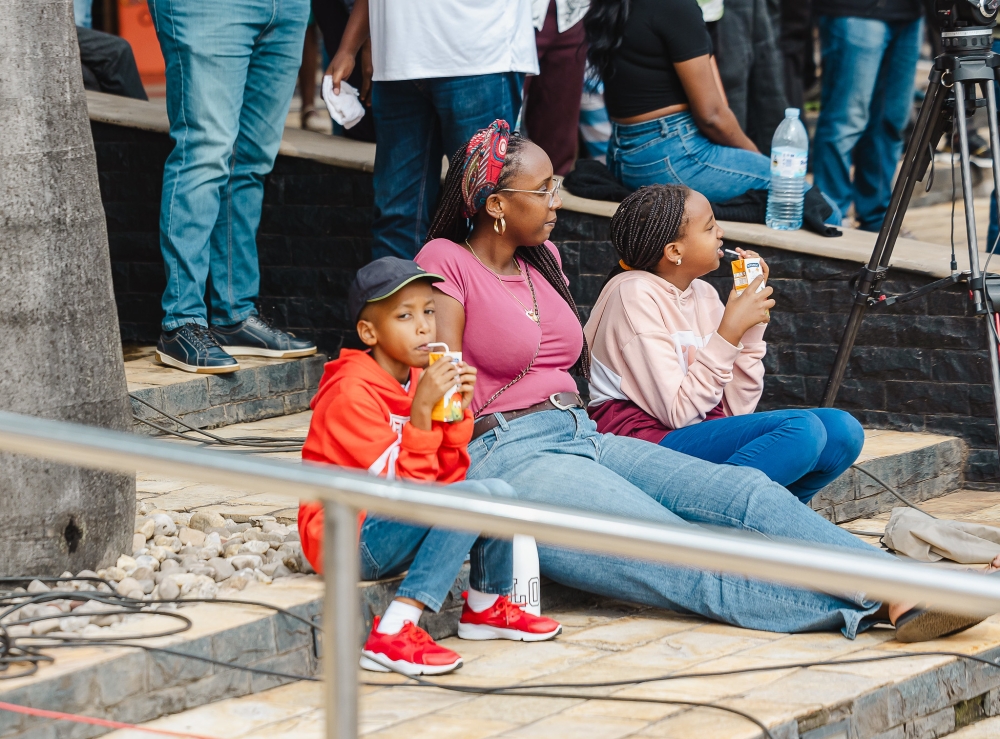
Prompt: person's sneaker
<box><xmin>155</xmin><ymin>324</ymin><xmax>240</xmax><ymax>374</ymax></box>
<box><xmin>457</xmin><ymin>593</ymin><xmax>563</xmax><ymax>642</ymax></box>
<box><xmin>211</xmin><ymin>315</ymin><xmax>317</xmax><ymax>358</ymax></box>
<box><xmin>360</xmin><ymin>618</ymin><xmax>463</xmax><ymax>676</ymax></box>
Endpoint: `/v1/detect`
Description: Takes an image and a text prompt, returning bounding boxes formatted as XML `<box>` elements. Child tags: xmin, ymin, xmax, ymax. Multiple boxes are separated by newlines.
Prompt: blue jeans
<box><xmin>987</xmin><ymin>40</ymin><xmax>1000</xmax><ymax>253</ymax></box>
<box><xmin>371</xmin><ymin>73</ymin><xmax>524</xmax><ymax>260</ymax></box>
<box><xmin>468</xmin><ymin>408</ymin><xmax>888</xmax><ymax>638</ymax></box>
<box><xmin>74</xmin><ymin>0</ymin><xmax>92</xmax><ymax>27</ymax></box>
<box><xmin>149</xmin><ymin>0</ymin><xmax>309</xmax><ymax>331</ymax></box>
<box><xmin>659</xmin><ymin>408</ymin><xmax>865</xmax><ymax>504</ymax></box>
<box><xmin>814</xmin><ymin>16</ymin><xmax>922</xmax><ymax>231</ymax></box>
<box><xmin>359</xmin><ymin>479</ymin><xmax>515</xmax><ymax>612</ymax></box>
<box><xmin>606</xmin><ymin>112</ymin><xmax>771</xmax><ymax>202</ymax></box>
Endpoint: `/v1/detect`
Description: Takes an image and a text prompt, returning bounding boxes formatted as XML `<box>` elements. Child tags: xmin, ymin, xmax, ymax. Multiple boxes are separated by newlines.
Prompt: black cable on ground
<box><xmin>850</xmin><ymin>463</ymin><xmax>936</xmax><ymax>519</ymax></box>
<box><xmin>128</xmin><ymin>393</ymin><xmax>305</xmax><ymax>450</ymax></box>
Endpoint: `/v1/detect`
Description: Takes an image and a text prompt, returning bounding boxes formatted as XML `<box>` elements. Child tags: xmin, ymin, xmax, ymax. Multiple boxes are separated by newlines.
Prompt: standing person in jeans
<box><xmin>812</xmin><ymin>1</ymin><xmax>923</xmax><ymax>231</ymax></box>
<box><xmin>327</xmin><ymin>0</ymin><xmax>538</xmax><ymax>260</ymax></box>
<box><xmin>149</xmin><ymin>0</ymin><xmax>318</xmax><ymax>374</ymax></box>
<box><xmin>523</xmin><ymin>0</ymin><xmax>590</xmax><ymax>176</ymax></box>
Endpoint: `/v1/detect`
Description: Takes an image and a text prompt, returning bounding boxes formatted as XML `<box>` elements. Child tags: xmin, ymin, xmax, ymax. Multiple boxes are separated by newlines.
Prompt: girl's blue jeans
<box><xmin>607</xmin><ymin>111</ymin><xmax>842</xmax><ymax>224</ymax></box>
<box><xmin>359</xmin><ymin>479</ymin><xmax>515</xmax><ymax>612</ymax></box>
<box><xmin>659</xmin><ymin>408</ymin><xmax>865</xmax><ymax>503</ymax></box>
<box><xmin>467</xmin><ymin>408</ymin><xmax>887</xmax><ymax>638</ymax></box>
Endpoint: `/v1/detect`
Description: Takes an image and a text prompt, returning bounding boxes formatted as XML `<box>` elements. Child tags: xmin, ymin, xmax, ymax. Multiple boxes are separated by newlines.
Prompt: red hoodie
<box><xmin>298</xmin><ymin>349</ymin><xmax>474</xmax><ymax>572</ymax></box>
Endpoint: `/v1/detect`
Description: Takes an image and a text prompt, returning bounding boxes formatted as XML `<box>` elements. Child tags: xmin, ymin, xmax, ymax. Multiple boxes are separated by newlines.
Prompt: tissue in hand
<box><xmin>321</xmin><ymin>76</ymin><xmax>365</xmax><ymax>129</ymax></box>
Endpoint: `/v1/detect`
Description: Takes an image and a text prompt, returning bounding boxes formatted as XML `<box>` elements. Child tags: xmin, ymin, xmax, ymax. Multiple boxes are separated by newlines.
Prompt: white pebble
<box><xmin>178</xmin><ymin>527</ymin><xmax>206</xmax><ymax>547</ymax></box>
<box><xmin>158</xmin><ymin>579</ymin><xmax>180</xmax><ymax>600</ymax></box>
<box><xmin>151</xmin><ymin>514</ymin><xmax>176</xmax><ymax>537</ymax></box>
<box><xmin>239</xmin><ymin>540</ymin><xmax>270</xmax><ymax>556</ymax></box>
<box><xmin>135</xmin><ymin>517</ymin><xmax>155</xmax><ymax>539</ymax></box>
<box><xmin>58</xmin><ymin>615</ymin><xmax>90</xmax><ymax>633</ymax></box>
<box><xmin>230</xmin><ymin>554</ymin><xmax>263</xmax><ymax>571</ymax></box>
<box><xmin>105</xmin><ymin>567</ymin><xmax>127</xmax><ymax>582</ymax></box>
<box><xmin>148</xmin><ymin>545</ymin><xmax>171</xmax><ymax>563</ymax></box>
<box><xmin>26</xmin><ymin>580</ymin><xmax>50</xmax><ymax>594</ymax></box>
<box><xmin>252</xmin><ymin>569</ymin><xmax>272</xmax><ymax>585</ymax></box>
<box><xmin>116</xmin><ymin>555</ymin><xmax>137</xmax><ymax>574</ymax></box>
<box><xmin>189</xmin><ymin>511</ymin><xmax>226</xmax><ymax>532</ymax></box>
<box><xmin>134</xmin><ymin>555</ymin><xmax>159</xmax><ymax>572</ymax></box>
<box><xmin>116</xmin><ymin>577</ymin><xmax>142</xmax><ymax>596</ymax></box>
<box><xmin>126</xmin><ymin>588</ymin><xmax>145</xmax><ymax>600</ymax></box>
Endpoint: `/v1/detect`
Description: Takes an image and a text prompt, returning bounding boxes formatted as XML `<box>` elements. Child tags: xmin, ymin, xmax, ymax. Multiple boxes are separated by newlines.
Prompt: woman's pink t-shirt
<box><xmin>415</xmin><ymin>239</ymin><xmax>583</xmax><ymax>416</ymax></box>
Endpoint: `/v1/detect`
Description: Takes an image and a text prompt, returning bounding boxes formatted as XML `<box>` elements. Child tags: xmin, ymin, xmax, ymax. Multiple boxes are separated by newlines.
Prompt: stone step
<box><xmin>124</xmin><ymin>345</ymin><xmax>326</xmax><ymax>436</ymax></box>
<box><xmin>808</xmin><ymin>429</ymin><xmax>965</xmax><ymax>523</ymax></box>
<box><xmin>98</xmin><ymin>605</ymin><xmax>1000</xmax><ymax>739</ymax></box>
<box><xmin>0</xmin><ymin>578</ymin><xmax>322</xmax><ymax>739</ymax></box>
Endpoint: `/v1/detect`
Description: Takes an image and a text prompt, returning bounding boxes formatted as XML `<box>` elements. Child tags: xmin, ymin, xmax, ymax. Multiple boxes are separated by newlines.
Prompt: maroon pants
<box><xmin>523</xmin><ymin>3</ymin><xmax>587</xmax><ymax>176</ymax></box>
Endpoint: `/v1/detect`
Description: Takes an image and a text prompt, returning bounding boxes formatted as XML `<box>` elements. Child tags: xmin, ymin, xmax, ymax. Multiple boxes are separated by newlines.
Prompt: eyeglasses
<box><xmin>497</xmin><ymin>179</ymin><xmax>562</xmax><ymax>207</ymax></box>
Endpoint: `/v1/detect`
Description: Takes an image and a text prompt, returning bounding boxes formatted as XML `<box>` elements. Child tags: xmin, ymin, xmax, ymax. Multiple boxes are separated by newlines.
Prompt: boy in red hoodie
<box><xmin>299</xmin><ymin>257</ymin><xmax>561</xmax><ymax>676</ymax></box>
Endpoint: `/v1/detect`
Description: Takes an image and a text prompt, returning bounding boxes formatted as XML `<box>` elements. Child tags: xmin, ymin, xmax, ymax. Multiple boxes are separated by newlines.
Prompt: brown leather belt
<box><xmin>472</xmin><ymin>392</ymin><xmax>584</xmax><ymax>440</ymax></box>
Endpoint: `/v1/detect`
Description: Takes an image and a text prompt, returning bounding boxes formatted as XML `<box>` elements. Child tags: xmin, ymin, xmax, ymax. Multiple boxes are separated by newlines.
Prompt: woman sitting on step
<box><xmin>413</xmin><ymin>118</ymin><xmax>985</xmax><ymax>643</ymax></box>
<box><xmin>585</xmin><ymin>184</ymin><xmax>864</xmax><ymax>505</ymax></box>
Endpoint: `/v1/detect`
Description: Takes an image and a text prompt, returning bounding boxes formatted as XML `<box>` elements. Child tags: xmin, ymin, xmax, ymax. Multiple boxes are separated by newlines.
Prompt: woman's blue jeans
<box><xmin>359</xmin><ymin>479</ymin><xmax>515</xmax><ymax>612</ymax></box>
<box><xmin>659</xmin><ymin>408</ymin><xmax>865</xmax><ymax>503</ymax></box>
<box><xmin>149</xmin><ymin>0</ymin><xmax>310</xmax><ymax>330</ymax></box>
<box><xmin>606</xmin><ymin>112</ymin><xmax>772</xmax><ymax>203</ymax></box>
<box><xmin>468</xmin><ymin>408</ymin><xmax>887</xmax><ymax>638</ymax></box>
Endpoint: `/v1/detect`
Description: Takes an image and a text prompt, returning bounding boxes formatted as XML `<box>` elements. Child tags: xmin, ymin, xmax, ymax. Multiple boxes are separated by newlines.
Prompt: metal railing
<box><xmin>1</xmin><ymin>411</ymin><xmax>1000</xmax><ymax>738</ymax></box>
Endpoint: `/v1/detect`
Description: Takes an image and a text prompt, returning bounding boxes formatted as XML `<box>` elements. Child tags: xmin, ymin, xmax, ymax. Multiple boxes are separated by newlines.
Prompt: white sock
<box><xmin>465</xmin><ymin>589</ymin><xmax>499</xmax><ymax>613</ymax></box>
<box><xmin>377</xmin><ymin>600</ymin><xmax>423</xmax><ymax>635</ymax></box>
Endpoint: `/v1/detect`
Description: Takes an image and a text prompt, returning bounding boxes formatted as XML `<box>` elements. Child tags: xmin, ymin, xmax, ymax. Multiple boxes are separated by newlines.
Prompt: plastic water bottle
<box><xmin>766</xmin><ymin>108</ymin><xmax>809</xmax><ymax>231</ymax></box>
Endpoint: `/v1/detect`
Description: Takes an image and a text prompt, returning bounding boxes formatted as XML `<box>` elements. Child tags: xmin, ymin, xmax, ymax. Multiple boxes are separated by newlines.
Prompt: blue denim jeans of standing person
<box><xmin>371</xmin><ymin>73</ymin><xmax>525</xmax><ymax>260</ymax></box>
<box><xmin>149</xmin><ymin>0</ymin><xmax>309</xmax><ymax>331</ymax></box>
<box><xmin>359</xmin><ymin>479</ymin><xmax>516</xmax><ymax>612</ymax></box>
<box><xmin>986</xmin><ymin>40</ymin><xmax>1000</xmax><ymax>253</ymax></box>
<box><xmin>813</xmin><ymin>16</ymin><xmax>923</xmax><ymax>231</ymax></box>
<box><xmin>659</xmin><ymin>408</ymin><xmax>865</xmax><ymax>504</ymax></box>
<box><xmin>468</xmin><ymin>408</ymin><xmax>888</xmax><ymax>638</ymax></box>
<box><xmin>606</xmin><ymin>112</ymin><xmax>772</xmax><ymax>203</ymax></box>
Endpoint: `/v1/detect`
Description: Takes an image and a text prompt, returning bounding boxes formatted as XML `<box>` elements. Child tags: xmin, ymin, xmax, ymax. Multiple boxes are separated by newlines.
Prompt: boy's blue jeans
<box><xmin>370</xmin><ymin>73</ymin><xmax>524</xmax><ymax>260</ymax></box>
<box><xmin>149</xmin><ymin>0</ymin><xmax>309</xmax><ymax>330</ymax></box>
<box><xmin>659</xmin><ymin>408</ymin><xmax>865</xmax><ymax>503</ymax></box>
<box><xmin>359</xmin><ymin>479</ymin><xmax>515</xmax><ymax>612</ymax></box>
<box><xmin>813</xmin><ymin>15</ymin><xmax>923</xmax><ymax>231</ymax></box>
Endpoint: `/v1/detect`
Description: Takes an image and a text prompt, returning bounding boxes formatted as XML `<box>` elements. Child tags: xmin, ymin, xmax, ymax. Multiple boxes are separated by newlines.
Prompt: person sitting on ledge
<box><xmin>414</xmin><ymin>119</ymin><xmax>989</xmax><ymax>643</ymax></box>
<box><xmin>298</xmin><ymin>257</ymin><xmax>561</xmax><ymax>676</ymax></box>
<box><xmin>585</xmin><ymin>184</ymin><xmax>864</xmax><ymax>505</ymax></box>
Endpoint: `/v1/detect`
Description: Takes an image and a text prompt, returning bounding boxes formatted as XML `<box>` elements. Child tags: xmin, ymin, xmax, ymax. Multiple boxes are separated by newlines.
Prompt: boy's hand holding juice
<box><xmin>421</xmin><ymin>342</ymin><xmax>475</xmax><ymax>423</ymax></box>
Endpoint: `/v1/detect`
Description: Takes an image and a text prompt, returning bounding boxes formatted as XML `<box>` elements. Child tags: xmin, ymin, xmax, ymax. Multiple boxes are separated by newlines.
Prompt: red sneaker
<box><xmin>457</xmin><ymin>593</ymin><xmax>562</xmax><ymax>642</ymax></box>
<box><xmin>360</xmin><ymin>617</ymin><xmax>463</xmax><ymax>676</ymax></box>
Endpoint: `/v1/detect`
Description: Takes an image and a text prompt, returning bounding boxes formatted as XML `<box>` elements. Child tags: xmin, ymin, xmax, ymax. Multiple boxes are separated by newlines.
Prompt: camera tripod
<box><xmin>821</xmin><ymin>22</ymin><xmax>1000</xmax><ymax>468</ymax></box>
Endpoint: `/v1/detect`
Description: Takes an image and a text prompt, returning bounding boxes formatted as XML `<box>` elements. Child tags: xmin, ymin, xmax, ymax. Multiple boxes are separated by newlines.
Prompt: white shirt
<box><xmin>369</xmin><ymin>0</ymin><xmax>540</xmax><ymax>82</ymax></box>
<box><xmin>531</xmin><ymin>0</ymin><xmax>590</xmax><ymax>33</ymax></box>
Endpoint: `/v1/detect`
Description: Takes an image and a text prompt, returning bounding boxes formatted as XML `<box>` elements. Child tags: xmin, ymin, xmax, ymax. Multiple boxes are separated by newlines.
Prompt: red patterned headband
<box><xmin>460</xmin><ymin>120</ymin><xmax>510</xmax><ymax>218</ymax></box>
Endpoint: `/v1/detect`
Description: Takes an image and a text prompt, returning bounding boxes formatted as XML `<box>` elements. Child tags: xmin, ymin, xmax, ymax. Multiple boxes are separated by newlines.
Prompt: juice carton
<box><xmin>731</xmin><ymin>257</ymin><xmax>765</xmax><ymax>294</ymax></box>
<box><xmin>426</xmin><ymin>342</ymin><xmax>464</xmax><ymax>423</ymax></box>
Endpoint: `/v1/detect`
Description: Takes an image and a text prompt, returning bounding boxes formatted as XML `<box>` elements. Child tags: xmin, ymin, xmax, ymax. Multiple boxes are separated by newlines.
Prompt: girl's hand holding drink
<box><xmin>718</xmin><ymin>248</ymin><xmax>774</xmax><ymax>346</ymax></box>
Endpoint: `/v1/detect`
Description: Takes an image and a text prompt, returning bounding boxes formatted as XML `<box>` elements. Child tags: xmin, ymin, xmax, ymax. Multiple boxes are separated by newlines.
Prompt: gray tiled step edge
<box><xmin>130</xmin><ymin>354</ymin><xmax>326</xmax><ymax>435</ymax></box>
<box><xmin>0</xmin><ymin>590</ymin><xmax>322</xmax><ymax>739</ymax></box>
<box><xmin>810</xmin><ymin>436</ymin><xmax>966</xmax><ymax>523</ymax></box>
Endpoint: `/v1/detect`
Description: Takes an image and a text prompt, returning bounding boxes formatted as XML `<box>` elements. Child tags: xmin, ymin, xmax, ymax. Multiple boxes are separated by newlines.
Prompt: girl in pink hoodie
<box><xmin>585</xmin><ymin>184</ymin><xmax>863</xmax><ymax>503</ymax></box>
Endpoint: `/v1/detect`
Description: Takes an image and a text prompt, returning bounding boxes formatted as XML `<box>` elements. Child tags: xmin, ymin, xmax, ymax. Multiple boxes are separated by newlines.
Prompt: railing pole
<box><xmin>323</xmin><ymin>501</ymin><xmax>359</xmax><ymax>739</ymax></box>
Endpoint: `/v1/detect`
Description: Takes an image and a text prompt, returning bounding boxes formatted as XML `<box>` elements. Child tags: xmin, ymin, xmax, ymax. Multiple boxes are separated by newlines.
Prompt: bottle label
<box><xmin>771</xmin><ymin>151</ymin><xmax>807</xmax><ymax>178</ymax></box>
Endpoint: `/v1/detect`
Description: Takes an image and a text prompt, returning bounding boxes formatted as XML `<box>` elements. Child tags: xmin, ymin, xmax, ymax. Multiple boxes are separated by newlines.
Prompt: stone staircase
<box><xmin>1</xmin><ymin>351</ymin><xmax>990</xmax><ymax>739</ymax></box>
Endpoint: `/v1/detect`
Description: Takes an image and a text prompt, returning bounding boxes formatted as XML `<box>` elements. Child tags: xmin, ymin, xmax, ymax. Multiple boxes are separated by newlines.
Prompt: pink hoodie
<box><xmin>584</xmin><ymin>271</ymin><xmax>767</xmax><ymax>442</ymax></box>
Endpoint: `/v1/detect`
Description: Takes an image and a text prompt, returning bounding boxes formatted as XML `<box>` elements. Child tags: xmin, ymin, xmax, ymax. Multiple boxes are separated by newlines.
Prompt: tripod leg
<box><xmin>822</xmin><ymin>74</ymin><xmax>947</xmax><ymax>406</ymax></box>
<box><xmin>977</xmin><ymin>80</ymin><xmax>1000</xmax><ymax>472</ymax></box>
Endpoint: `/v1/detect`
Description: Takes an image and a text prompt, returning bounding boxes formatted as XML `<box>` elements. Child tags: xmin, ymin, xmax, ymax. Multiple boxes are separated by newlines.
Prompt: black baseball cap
<box><xmin>348</xmin><ymin>257</ymin><xmax>445</xmax><ymax>322</ymax></box>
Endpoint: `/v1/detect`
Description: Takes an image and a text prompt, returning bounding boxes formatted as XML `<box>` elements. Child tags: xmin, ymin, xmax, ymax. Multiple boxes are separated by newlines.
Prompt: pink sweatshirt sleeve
<box><xmin>724</xmin><ymin>323</ymin><xmax>767</xmax><ymax>416</ymax></box>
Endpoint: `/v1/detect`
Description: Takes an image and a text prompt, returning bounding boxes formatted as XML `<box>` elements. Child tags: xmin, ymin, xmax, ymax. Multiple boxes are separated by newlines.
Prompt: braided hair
<box><xmin>605</xmin><ymin>184</ymin><xmax>689</xmax><ymax>287</ymax></box>
<box><xmin>426</xmin><ymin>134</ymin><xmax>591</xmax><ymax>380</ymax></box>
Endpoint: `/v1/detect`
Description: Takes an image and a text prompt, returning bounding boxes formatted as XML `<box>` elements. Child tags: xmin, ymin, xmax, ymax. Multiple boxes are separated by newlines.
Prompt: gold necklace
<box><xmin>464</xmin><ymin>239</ymin><xmax>540</xmax><ymax>323</ymax></box>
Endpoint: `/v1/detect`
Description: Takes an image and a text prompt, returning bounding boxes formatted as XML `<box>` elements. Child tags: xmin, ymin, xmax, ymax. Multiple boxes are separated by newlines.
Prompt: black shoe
<box><xmin>211</xmin><ymin>315</ymin><xmax>317</xmax><ymax>358</ymax></box>
<box><xmin>156</xmin><ymin>324</ymin><xmax>240</xmax><ymax>374</ymax></box>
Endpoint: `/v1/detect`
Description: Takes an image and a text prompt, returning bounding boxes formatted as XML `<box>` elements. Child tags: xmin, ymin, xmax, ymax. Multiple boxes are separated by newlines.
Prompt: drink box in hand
<box><xmin>766</xmin><ymin>108</ymin><xmax>809</xmax><ymax>231</ymax></box>
<box><xmin>426</xmin><ymin>343</ymin><xmax>464</xmax><ymax>423</ymax></box>
<box><xmin>732</xmin><ymin>258</ymin><xmax>769</xmax><ymax>319</ymax></box>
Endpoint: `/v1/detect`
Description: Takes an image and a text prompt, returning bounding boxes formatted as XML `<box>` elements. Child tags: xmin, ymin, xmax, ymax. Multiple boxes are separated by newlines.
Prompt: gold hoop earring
<box><xmin>494</xmin><ymin>215</ymin><xmax>506</xmax><ymax>235</ymax></box>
